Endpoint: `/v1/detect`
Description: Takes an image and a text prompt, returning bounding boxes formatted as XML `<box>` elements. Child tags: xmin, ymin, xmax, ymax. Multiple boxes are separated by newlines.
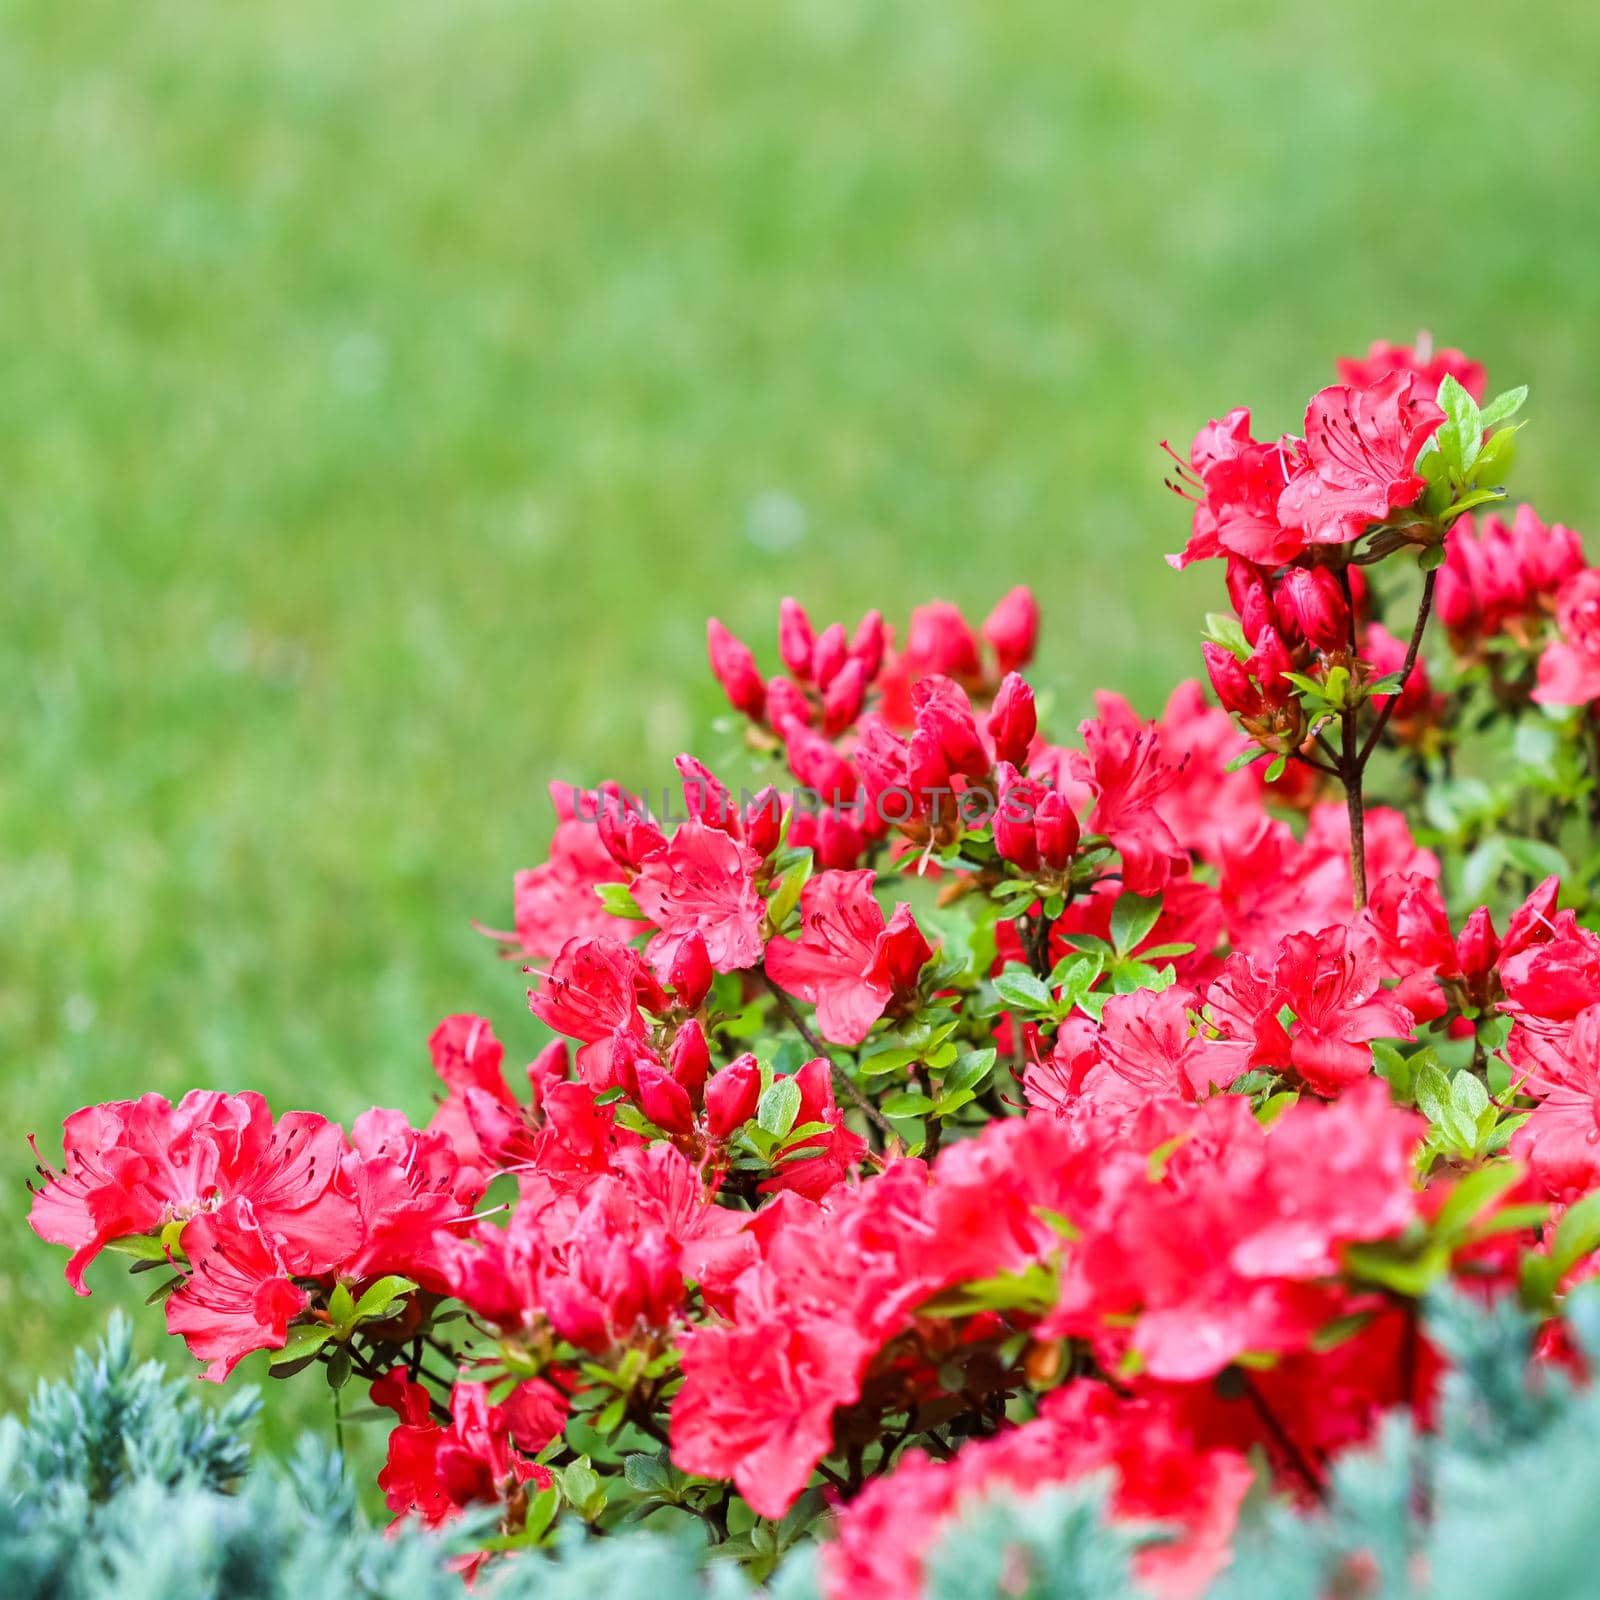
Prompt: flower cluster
<box><xmin>27</xmin><ymin>338</ymin><xmax>1600</xmax><ymax>1595</ymax></box>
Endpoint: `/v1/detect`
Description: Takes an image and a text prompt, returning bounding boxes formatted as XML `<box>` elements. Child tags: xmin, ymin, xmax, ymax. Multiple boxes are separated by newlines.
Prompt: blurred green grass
<box><xmin>6</xmin><ymin>0</ymin><xmax>1600</xmax><ymax>1451</ymax></box>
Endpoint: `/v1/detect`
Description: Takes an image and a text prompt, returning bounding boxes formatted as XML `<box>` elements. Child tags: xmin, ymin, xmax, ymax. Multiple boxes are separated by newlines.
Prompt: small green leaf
<box><xmin>1203</xmin><ymin>612</ymin><xmax>1252</xmax><ymax>662</ymax></box>
<box><xmin>1477</xmin><ymin>384</ymin><xmax>1528</xmax><ymax>430</ymax></box>
<box><xmin>623</xmin><ymin>1454</ymin><xmax>672</xmax><ymax>1495</ymax></box>
<box><xmin>881</xmin><ymin>1091</ymin><xmax>936</xmax><ymax>1117</ymax></box>
<box><xmin>994</xmin><ymin>966</ymin><xmax>1053</xmax><ymax>1011</ymax></box>
<box><xmin>271</xmin><ymin>1323</ymin><xmax>335</xmax><ymax>1369</ymax></box>
<box><xmin>328</xmin><ymin>1282</ymin><xmax>356</xmax><ymax>1328</ymax></box>
<box><xmin>1110</xmin><ymin>892</ymin><xmax>1162</xmax><ymax>955</ymax></box>
<box><xmin>325</xmin><ymin>1346</ymin><xmax>353</xmax><ymax>1389</ymax></box>
<box><xmin>595</xmin><ymin>882</ymin><xmax>644</xmax><ymax>920</ymax></box>
<box><xmin>756</xmin><ymin>1076</ymin><xmax>803</xmax><ymax>1139</ymax></box>
<box><xmin>105</xmin><ymin>1233</ymin><xmax>170</xmax><ymax>1262</ymax></box>
<box><xmin>354</xmin><ymin>1275</ymin><xmax>418</xmax><ymax>1323</ymax></box>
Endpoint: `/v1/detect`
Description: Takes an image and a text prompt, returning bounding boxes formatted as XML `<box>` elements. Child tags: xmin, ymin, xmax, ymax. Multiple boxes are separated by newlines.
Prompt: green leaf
<box><xmin>1501</xmin><ymin>836</ymin><xmax>1569</xmax><ymax>881</ymax></box>
<box><xmin>354</xmin><ymin>1275</ymin><xmax>417</xmax><ymax>1323</ymax></box>
<box><xmin>1263</xmin><ymin>754</ymin><xmax>1287</xmax><ymax>783</ymax></box>
<box><xmin>1203</xmin><ymin>612</ymin><xmax>1253</xmax><ymax>661</ymax></box>
<box><xmin>1478</xmin><ymin>384</ymin><xmax>1528</xmax><ymax>430</ymax></box>
<box><xmin>623</xmin><ymin>1454</ymin><xmax>673</xmax><ymax>1495</ymax></box>
<box><xmin>766</xmin><ymin>852</ymin><xmax>813</xmax><ymax>929</ymax></box>
<box><xmin>1342</xmin><ymin>1238</ymin><xmax>1450</xmax><ymax>1297</ymax></box>
<box><xmin>881</xmin><ymin>1091</ymin><xmax>936</xmax><ymax>1117</ymax></box>
<box><xmin>1437</xmin><ymin>373</ymin><xmax>1482</xmax><ymax>472</ymax></box>
<box><xmin>994</xmin><ymin>966</ymin><xmax>1053</xmax><ymax>1011</ymax></box>
<box><xmin>268</xmin><ymin>1322</ymin><xmax>334</xmax><ymax>1369</ymax></box>
<box><xmin>1418</xmin><ymin>540</ymin><xmax>1450</xmax><ymax>569</ymax></box>
<box><xmin>325</xmin><ymin>1346</ymin><xmax>353</xmax><ymax>1389</ymax></box>
<box><xmin>1224</xmin><ymin>745</ymin><xmax>1270</xmax><ymax>772</ymax></box>
<box><xmin>1550</xmin><ymin>1188</ymin><xmax>1600</xmax><ymax>1281</ymax></box>
<box><xmin>756</xmin><ymin>1076</ymin><xmax>803</xmax><ymax>1139</ymax></box>
<box><xmin>105</xmin><ymin>1233</ymin><xmax>170</xmax><ymax>1262</ymax></box>
<box><xmin>1433</xmin><ymin>1161</ymin><xmax>1523</xmax><ymax>1243</ymax></box>
<box><xmin>941</xmin><ymin>1047</ymin><xmax>996</xmax><ymax>1097</ymax></box>
<box><xmin>1440</xmin><ymin>488</ymin><xmax>1507</xmax><ymax>527</ymax></box>
<box><xmin>328</xmin><ymin>1282</ymin><xmax>356</xmax><ymax>1328</ymax></box>
<box><xmin>594</xmin><ymin>881</ymin><xmax>644</xmax><ymax>920</ymax></box>
<box><xmin>1110</xmin><ymin>892</ymin><xmax>1162</xmax><ymax>955</ymax></box>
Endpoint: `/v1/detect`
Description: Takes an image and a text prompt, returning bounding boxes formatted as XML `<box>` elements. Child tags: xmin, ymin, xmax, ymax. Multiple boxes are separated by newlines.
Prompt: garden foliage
<box><xmin>22</xmin><ymin>337</ymin><xmax>1600</xmax><ymax>1595</ymax></box>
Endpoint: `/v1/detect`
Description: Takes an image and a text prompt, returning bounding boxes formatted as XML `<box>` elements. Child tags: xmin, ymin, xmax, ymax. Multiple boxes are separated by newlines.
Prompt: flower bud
<box><xmin>907</xmin><ymin>601</ymin><xmax>982</xmax><ymax>680</ymax></box>
<box><xmin>1275</xmin><ymin>566</ymin><xmax>1350</xmax><ymax>654</ymax></box>
<box><xmin>912</xmin><ymin>676</ymin><xmax>989</xmax><ymax>781</ymax></box>
<box><xmin>778</xmin><ymin>597</ymin><xmax>815</xmax><ymax>681</ymax></box>
<box><xmin>812</xmin><ymin>622</ymin><xmax>849</xmax><ymax>688</ymax></box>
<box><xmin>706</xmin><ymin>619</ymin><xmax>766</xmax><ymax>720</ymax></box>
<box><xmin>822</xmin><ymin>656</ymin><xmax>868</xmax><ymax>736</ymax></box>
<box><xmin>1455</xmin><ymin>906</ymin><xmax>1501</xmax><ymax>985</ymax></box>
<box><xmin>666</xmin><ymin>934</ymin><xmax>713</xmax><ymax>1011</ymax></box>
<box><xmin>1202</xmin><ymin>642</ymin><xmax>1260</xmax><ymax>719</ymax></box>
<box><xmin>704</xmin><ymin>1052</ymin><xmax>762</xmax><ymax>1138</ymax></box>
<box><xmin>596</xmin><ymin>788</ymin><xmax>666</xmax><ymax>870</ymax></box>
<box><xmin>987</xmin><ymin>672</ymin><xmax>1037</xmax><ymax>768</ymax></box>
<box><xmin>675</xmin><ymin>755</ymin><xmax>736</xmax><ymax>832</ymax></box>
<box><xmin>1034</xmin><ymin>789</ymin><xmax>1080</xmax><ymax>870</ymax></box>
<box><xmin>983</xmin><ymin>587</ymin><xmax>1039</xmax><ymax>675</ymax></box>
<box><xmin>742</xmin><ymin>785</ymin><xmax>784</xmax><ymax>858</ymax></box>
<box><xmin>1247</xmin><ymin>628</ymin><xmax>1295</xmax><ymax>708</ymax></box>
<box><xmin>993</xmin><ymin>764</ymin><xmax>1042</xmax><ymax>872</ymax></box>
<box><xmin>784</xmin><ymin>721</ymin><xmax>858</xmax><ymax>801</ymax></box>
<box><xmin>850</xmin><ymin>609</ymin><xmax>887</xmax><ymax>681</ymax></box>
<box><xmin>634</xmin><ymin>1060</ymin><xmax>695</xmax><ymax>1136</ymax></box>
<box><xmin>667</xmin><ymin>1018</ymin><xmax>711</xmax><ymax>1104</ymax></box>
<box><xmin>766</xmin><ymin>676</ymin><xmax>813</xmax><ymax>732</ymax></box>
<box><xmin>1223</xmin><ymin>559</ymin><xmax>1278</xmax><ymax>646</ymax></box>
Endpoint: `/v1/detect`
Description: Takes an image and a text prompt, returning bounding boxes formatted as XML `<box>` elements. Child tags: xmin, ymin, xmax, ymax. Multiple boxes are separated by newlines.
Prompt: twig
<box><xmin>762</xmin><ymin>971</ymin><xmax>897</xmax><ymax>1140</ymax></box>
<box><xmin>1359</xmin><ymin>567</ymin><xmax>1437</xmax><ymax>766</ymax></box>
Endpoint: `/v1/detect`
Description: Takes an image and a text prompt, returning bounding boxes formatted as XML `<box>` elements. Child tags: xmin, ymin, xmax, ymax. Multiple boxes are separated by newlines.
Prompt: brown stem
<box><xmin>1358</xmin><ymin>566</ymin><xmax>1437</xmax><ymax>766</ymax></box>
<box><xmin>1242</xmin><ymin>1373</ymin><xmax>1326</xmax><ymax>1503</ymax></box>
<box><xmin>1343</xmin><ymin>704</ymin><xmax>1368</xmax><ymax>912</ymax></box>
<box><xmin>762</xmin><ymin>970</ymin><xmax>897</xmax><ymax>1140</ymax></box>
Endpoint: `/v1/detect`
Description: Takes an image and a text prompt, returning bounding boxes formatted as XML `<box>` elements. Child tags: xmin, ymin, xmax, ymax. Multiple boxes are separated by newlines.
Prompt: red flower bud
<box><xmin>983</xmin><ymin>587</ymin><xmax>1039</xmax><ymax>675</ymax></box>
<box><xmin>850</xmin><ymin>609</ymin><xmax>887</xmax><ymax>681</ymax></box>
<box><xmin>1275</xmin><ymin>566</ymin><xmax>1350</xmax><ymax>655</ymax></box>
<box><xmin>1202</xmin><ymin>642</ymin><xmax>1260</xmax><ymax>719</ymax></box>
<box><xmin>766</xmin><ymin>676</ymin><xmax>813</xmax><ymax>732</ymax></box>
<box><xmin>596</xmin><ymin>788</ymin><xmax>666</xmax><ymax>870</ymax></box>
<box><xmin>1455</xmin><ymin>906</ymin><xmax>1501</xmax><ymax>985</ymax></box>
<box><xmin>993</xmin><ymin>764</ymin><xmax>1042</xmax><ymax>871</ymax></box>
<box><xmin>666</xmin><ymin>934</ymin><xmax>714</xmax><ymax>1011</ymax></box>
<box><xmin>667</xmin><ymin>1018</ymin><xmax>711</xmax><ymax>1104</ymax></box>
<box><xmin>912</xmin><ymin>677</ymin><xmax>989</xmax><ymax>781</ymax></box>
<box><xmin>778</xmin><ymin>597</ymin><xmax>815</xmax><ymax>681</ymax></box>
<box><xmin>742</xmin><ymin>785</ymin><xmax>784</xmax><ymax>858</ymax></box>
<box><xmin>987</xmin><ymin>672</ymin><xmax>1037</xmax><ymax>768</ymax></box>
<box><xmin>634</xmin><ymin>1060</ymin><xmax>695</xmax><ymax>1136</ymax></box>
<box><xmin>704</xmin><ymin>1052</ymin><xmax>761</xmax><ymax>1138</ymax></box>
<box><xmin>822</xmin><ymin>656</ymin><xmax>869</xmax><ymax>736</ymax></box>
<box><xmin>812</xmin><ymin>622</ymin><xmax>849</xmax><ymax>688</ymax></box>
<box><xmin>1034</xmin><ymin>789</ymin><xmax>1080</xmax><ymax>870</ymax></box>
<box><xmin>706</xmin><ymin>619</ymin><xmax>766</xmax><ymax>721</ymax></box>
<box><xmin>907</xmin><ymin>601</ymin><xmax>982</xmax><ymax>680</ymax></box>
<box><xmin>1247</xmin><ymin>628</ymin><xmax>1295</xmax><ymax>708</ymax></box>
<box><xmin>784</xmin><ymin>722</ymin><xmax>858</xmax><ymax>802</ymax></box>
<box><xmin>675</xmin><ymin>754</ymin><xmax>736</xmax><ymax>832</ymax></box>
<box><xmin>1224</xmin><ymin>559</ymin><xmax>1278</xmax><ymax>646</ymax></box>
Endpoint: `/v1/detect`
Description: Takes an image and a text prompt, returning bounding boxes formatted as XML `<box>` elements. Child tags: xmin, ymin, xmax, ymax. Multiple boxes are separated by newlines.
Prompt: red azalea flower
<box><xmin>1073</xmin><ymin>696</ymin><xmax>1187</xmax><ymax>896</ymax></box>
<box><xmin>165</xmin><ymin>1197</ymin><xmax>309</xmax><ymax>1381</ymax></box>
<box><xmin>632</xmin><ymin>819</ymin><xmax>766</xmax><ymax>974</ymax></box>
<box><xmin>1534</xmin><ymin>568</ymin><xmax>1600</xmax><ymax>707</ymax></box>
<box><xmin>765</xmin><ymin>870</ymin><xmax>932</xmax><ymax>1045</ymax></box>
<box><xmin>1277</xmin><ymin>372</ymin><xmax>1443</xmax><ymax>545</ymax></box>
<box><xmin>28</xmin><ymin>1090</ymin><xmax>352</xmax><ymax>1293</ymax></box>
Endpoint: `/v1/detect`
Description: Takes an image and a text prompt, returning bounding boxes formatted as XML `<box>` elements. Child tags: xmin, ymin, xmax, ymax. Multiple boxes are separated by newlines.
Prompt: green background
<box><xmin>6</xmin><ymin>0</ymin><xmax>1600</xmax><ymax>1451</ymax></box>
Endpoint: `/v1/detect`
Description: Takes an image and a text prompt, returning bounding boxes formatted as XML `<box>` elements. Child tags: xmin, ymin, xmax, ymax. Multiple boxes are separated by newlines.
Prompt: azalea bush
<box><xmin>25</xmin><ymin>336</ymin><xmax>1600</xmax><ymax>1596</ymax></box>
